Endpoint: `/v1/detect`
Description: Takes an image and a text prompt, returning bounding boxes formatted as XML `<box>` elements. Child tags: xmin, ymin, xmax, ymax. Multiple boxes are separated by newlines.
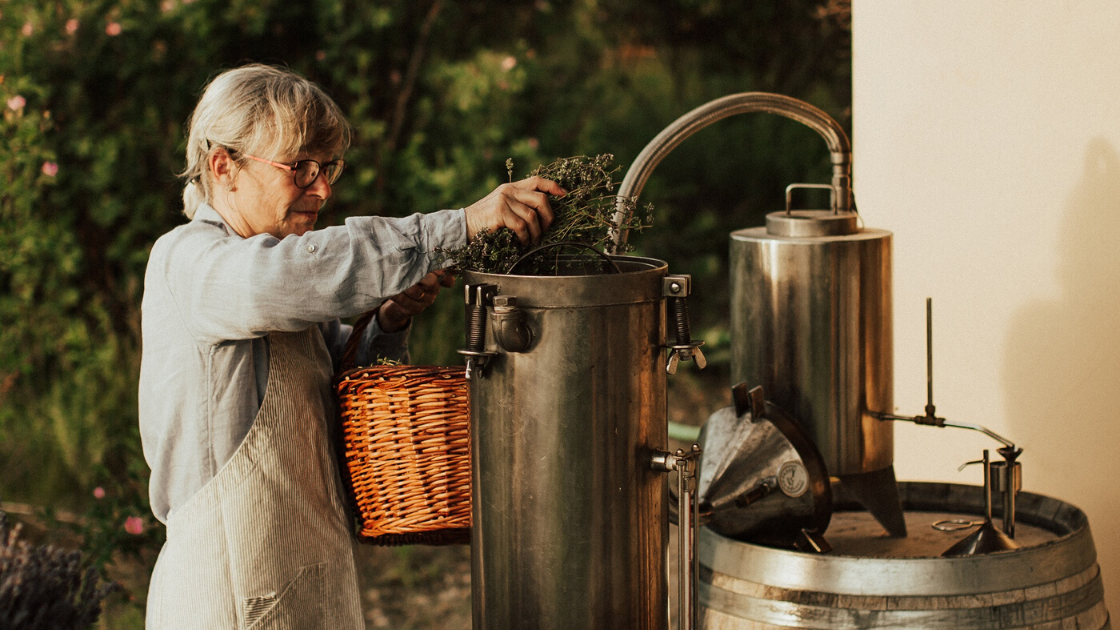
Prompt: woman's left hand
<box><xmin>376</xmin><ymin>270</ymin><xmax>456</xmax><ymax>333</ymax></box>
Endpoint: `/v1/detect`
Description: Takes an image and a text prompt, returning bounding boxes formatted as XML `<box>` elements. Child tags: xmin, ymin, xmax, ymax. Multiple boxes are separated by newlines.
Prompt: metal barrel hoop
<box><xmin>608</xmin><ymin>92</ymin><xmax>852</xmax><ymax>252</ymax></box>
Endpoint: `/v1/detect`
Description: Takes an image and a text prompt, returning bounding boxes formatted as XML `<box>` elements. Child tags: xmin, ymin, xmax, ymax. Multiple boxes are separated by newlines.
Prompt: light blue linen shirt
<box><xmin>139</xmin><ymin>203</ymin><xmax>466</xmax><ymax>523</ymax></box>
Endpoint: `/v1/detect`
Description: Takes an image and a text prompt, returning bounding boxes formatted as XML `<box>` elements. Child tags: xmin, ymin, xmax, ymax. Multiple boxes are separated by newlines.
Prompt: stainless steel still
<box><xmin>462</xmin><ymin>256</ymin><xmax>674</xmax><ymax>630</ymax></box>
<box><xmin>610</xmin><ymin>92</ymin><xmax>905</xmax><ymax>536</ymax></box>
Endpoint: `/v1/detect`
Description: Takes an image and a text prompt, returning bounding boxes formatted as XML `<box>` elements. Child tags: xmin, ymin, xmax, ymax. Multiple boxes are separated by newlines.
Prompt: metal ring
<box><xmin>932</xmin><ymin>518</ymin><xmax>981</xmax><ymax>532</ymax></box>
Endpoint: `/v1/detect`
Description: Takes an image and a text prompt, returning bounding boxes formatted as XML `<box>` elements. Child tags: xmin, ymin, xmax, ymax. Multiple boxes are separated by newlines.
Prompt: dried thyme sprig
<box><xmin>439</xmin><ymin>154</ymin><xmax>653</xmax><ymax>275</ymax></box>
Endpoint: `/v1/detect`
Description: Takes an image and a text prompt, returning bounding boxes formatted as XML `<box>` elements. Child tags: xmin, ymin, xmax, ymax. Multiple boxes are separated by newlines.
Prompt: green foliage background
<box><xmin>0</xmin><ymin>0</ymin><xmax>849</xmax><ymax>620</ymax></box>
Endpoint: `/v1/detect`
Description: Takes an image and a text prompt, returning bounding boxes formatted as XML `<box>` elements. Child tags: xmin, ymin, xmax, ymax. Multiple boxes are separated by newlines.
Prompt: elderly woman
<box><xmin>138</xmin><ymin>64</ymin><xmax>560</xmax><ymax>629</ymax></box>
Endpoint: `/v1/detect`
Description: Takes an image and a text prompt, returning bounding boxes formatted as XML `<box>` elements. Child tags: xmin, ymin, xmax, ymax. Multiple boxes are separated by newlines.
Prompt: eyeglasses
<box><xmin>241</xmin><ymin>153</ymin><xmax>345</xmax><ymax>189</ymax></box>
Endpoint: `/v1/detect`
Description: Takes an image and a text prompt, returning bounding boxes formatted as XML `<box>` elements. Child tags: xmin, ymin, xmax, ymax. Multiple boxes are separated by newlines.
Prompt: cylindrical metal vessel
<box><xmin>729</xmin><ymin>213</ymin><xmax>893</xmax><ymax>476</ymax></box>
<box><xmin>699</xmin><ymin>482</ymin><xmax>1110</xmax><ymax>630</ymax></box>
<box><xmin>464</xmin><ymin>256</ymin><xmax>670</xmax><ymax>630</ymax></box>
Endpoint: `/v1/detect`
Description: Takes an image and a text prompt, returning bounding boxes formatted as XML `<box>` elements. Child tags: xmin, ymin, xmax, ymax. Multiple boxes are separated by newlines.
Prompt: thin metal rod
<box><xmin>942</xmin><ymin>420</ymin><xmax>1017</xmax><ymax>449</ymax></box>
<box><xmin>926</xmin><ymin>297</ymin><xmax>934</xmax><ymax>413</ymax></box>
<box><xmin>677</xmin><ymin>462</ymin><xmax>691</xmax><ymax>630</ymax></box>
<box><xmin>983</xmin><ymin>450</ymin><xmax>992</xmax><ymax>521</ymax></box>
<box><xmin>691</xmin><ymin>460</ymin><xmax>700</xmax><ymax>630</ymax></box>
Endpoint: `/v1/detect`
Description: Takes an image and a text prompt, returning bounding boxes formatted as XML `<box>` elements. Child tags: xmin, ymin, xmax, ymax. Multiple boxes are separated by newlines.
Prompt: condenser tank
<box><xmin>729</xmin><ymin>209</ymin><xmax>894</xmax><ymax>494</ymax></box>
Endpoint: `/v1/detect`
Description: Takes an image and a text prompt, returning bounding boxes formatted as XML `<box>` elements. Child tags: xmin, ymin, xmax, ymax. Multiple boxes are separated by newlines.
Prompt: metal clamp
<box><xmin>458</xmin><ymin>284</ymin><xmax>498</xmax><ymax>380</ymax></box>
<box><xmin>663</xmin><ymin>275</ymin><xmax>706</xmax><ymax>374</ymax></box>
<box><xmin>651</xmin><ymin>444</ymin><xmax>702</xmax><ymax>630</ymax></box>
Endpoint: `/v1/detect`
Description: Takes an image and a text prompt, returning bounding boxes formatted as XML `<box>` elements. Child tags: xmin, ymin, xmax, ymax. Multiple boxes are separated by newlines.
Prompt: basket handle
<box><xmin>607</xmin><ymin>92</ymin><xmax>852</xmax><ymax>253</ymax></box>
<box><xmin>338</xmin><ymin>310</ymin><xmax>377</xmax><ymax>374</ymax></box>
<box><xmin>504</xmin><ymin>241</ymin><xmax>622</xmax><ymax>275</ymax></box>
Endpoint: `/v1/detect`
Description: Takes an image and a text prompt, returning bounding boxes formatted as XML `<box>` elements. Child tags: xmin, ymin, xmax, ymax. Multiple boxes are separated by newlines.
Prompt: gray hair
<box><xmin>180</xmin><ymin>64</ymin><xmax>351</xmax><ymax>218</ymax></box>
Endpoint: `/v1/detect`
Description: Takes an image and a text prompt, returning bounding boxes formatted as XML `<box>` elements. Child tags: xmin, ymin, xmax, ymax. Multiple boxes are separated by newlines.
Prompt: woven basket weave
<box><xmin>334</xmin><ymin>315</ymin><xmax>471</xmax><ymax>546</ymax></box>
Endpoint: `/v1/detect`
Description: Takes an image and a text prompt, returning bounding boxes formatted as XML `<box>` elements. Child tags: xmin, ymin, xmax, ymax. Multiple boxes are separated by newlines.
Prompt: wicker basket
<box><xmin>335</xmin><ymin>326</ymin><xmax>471</xmax><ymax>545</ymax></box>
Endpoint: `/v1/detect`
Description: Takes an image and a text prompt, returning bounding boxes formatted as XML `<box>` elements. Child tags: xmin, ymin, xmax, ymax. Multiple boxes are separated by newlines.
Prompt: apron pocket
<box><xmin>243</xmin><ymin>562</ymin><xmax>326</xmax><ymax>630</ymax></box>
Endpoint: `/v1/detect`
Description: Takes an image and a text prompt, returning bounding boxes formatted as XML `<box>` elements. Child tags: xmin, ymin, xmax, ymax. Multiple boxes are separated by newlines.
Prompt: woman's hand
<box><xmin>376</xmin><ymin>270</ymin><xmax>456</xmax><ymax>333</ymax></box>
<box><xmin>464</xmin><ymin>177</ymin><xmax>565</xmax><ymax>245</ymax></box>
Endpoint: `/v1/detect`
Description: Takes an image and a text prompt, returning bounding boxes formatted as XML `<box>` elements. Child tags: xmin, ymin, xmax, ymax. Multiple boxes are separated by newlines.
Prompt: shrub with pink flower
<box><xmin>105</xmin><ymin>22</ymin><xmax>122</xmax><ymax>36</ymax></box>
<box><xmin>123</xmin><ymin>515</ymin><xmax>144</xmax><ymax>535</ymax></box>
<box><xmin>65</xmin><ymin>19</ymin><xmax>79</xmax><ymax>35</ymax></box>
<box><xmin>7</xmin><ymin>95</ymin><xmax>25</xmax><ymax>111</ymax></box>
<box><xmin>93</xmin><ymin>486</ymin><xmax>106</xmax><ymax>499</ymax></box>
<box><xmin>41</xmin><ymin>162</ymin><xmax>58</xmax><ymax>177</ymax></box>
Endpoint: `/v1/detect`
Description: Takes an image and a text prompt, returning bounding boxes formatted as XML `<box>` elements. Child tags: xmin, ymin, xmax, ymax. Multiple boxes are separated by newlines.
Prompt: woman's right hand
<box><xmin>463</xmin><ymin>177</ymin><xmax>565</xmax><ymax>245</ymax></box>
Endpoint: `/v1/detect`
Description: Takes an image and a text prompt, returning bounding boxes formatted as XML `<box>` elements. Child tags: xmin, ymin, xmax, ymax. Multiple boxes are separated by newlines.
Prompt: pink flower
<box><xmin>161</xmin><ymin>0</ymin><xmax>174</xmax><ymax>12</ymax></box>
<box><xmin>124</xmin><ymin>516</ymin><xmax>144</xmax><ymax>535</ymax></box>
<box><xmin>92</xmin><ymin>486</ymin><xmax>105</xmax><ymax>499</ymax></box>
<box><xmin>21</xmin><ymin>22</ymin><xmax>33</xmax><ymax>37</ymax></box>
<box><xmin>41</xmin><ymin>162</ymin><xmax>58</xmax><ymax>177</ymax></box>
<box><xmin>105</xmin><ymin>22</ymin><xmax>122</xmax><ymax>36</ymax></box>
<box><xmin>65</xmin><ymin>19</ymin><xmax>79</xmax><ymax>35</ymax></box>
<box><xmin>500</xmin><ymin>56</ymin><xmax>517</xmax><ymax>72</ymax></box>
<box><xmin>7</xmin><ymin>95</ymin><xmax>25</xmax><ymax>111</ymax></box>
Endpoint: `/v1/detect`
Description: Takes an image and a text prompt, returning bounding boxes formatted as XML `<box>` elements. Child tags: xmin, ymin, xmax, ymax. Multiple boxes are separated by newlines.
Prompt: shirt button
<box><xmin>307</xmin><ymin>244</ymin><xmax>317</xmax><ymax>253</ymax></box>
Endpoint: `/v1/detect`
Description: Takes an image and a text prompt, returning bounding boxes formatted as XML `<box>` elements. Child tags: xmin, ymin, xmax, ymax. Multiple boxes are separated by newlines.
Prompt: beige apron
<box><xmin>146</xmin><ymin>327</ymin><xmax>363</xmax><ymax>629</ymax></box>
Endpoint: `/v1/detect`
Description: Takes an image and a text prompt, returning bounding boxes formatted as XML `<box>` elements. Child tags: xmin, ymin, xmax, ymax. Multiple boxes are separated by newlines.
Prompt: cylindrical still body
<box><xmin>463</xmin><ymin>257</ymin><xmax>670</xmax><ymax>630</ymax></box>
<box><xmin>729</xmin><ymin>213</ymin><xmax>893</xmax><ymax>477</ymax></box>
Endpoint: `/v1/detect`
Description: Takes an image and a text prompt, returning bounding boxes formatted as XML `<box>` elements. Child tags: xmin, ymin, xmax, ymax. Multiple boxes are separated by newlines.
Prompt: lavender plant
<box><xmin>0</xmin><ymin>507</ymin><xmax>119</xmax><ymax>630</ymax></box>
<box><xmin>441</xmin><ymin>154</ymin><xmax>653</xmax><ymax>275</ymax></box>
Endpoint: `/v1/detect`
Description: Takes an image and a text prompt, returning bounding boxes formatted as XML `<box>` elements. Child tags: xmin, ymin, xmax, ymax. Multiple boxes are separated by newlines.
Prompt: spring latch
<box><xmin>663</xmin><ymin>275</ymin><xmax>706</xmax><ymax>374</ymax></box>
<box><xmin>458</xmin><ymin>284</ymin><xmax>498</xmax><ymax>380</ymax></box>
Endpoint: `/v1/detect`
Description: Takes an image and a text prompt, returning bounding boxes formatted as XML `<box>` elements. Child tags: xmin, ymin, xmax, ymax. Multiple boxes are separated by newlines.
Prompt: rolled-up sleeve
<box><xmin>154</xmin><ymin>205</ymin><xmax>466</xmax><ymax>345</ymax></box>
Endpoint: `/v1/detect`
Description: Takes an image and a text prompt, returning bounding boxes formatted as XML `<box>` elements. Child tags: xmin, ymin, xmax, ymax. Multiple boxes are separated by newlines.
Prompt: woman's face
<box><xmin>211</xmin><ymin>149</ymin><xmax>335</xmax><ymax>239</ymax></box>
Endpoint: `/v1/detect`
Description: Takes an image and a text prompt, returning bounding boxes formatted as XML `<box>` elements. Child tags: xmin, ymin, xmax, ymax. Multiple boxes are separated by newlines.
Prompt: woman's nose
<box><xmin>307</xmin><ymin>170</ymin><xmax>332</xmax><ymax>198</ymax></box>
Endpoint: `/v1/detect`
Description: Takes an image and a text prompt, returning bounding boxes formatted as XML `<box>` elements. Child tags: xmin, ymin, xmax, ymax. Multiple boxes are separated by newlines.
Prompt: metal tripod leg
<box><xmin>836</xmin><ymin>465</ymin><xmax>907</xmax><ymax>537</ymax></box>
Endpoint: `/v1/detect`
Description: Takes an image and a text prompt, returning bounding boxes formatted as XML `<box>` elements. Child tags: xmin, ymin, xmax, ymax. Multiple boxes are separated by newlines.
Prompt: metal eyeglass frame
<box><xmin>241</xmin><ymin>153</ymin><xmax>345</xmax><ymax>188</ymax></box>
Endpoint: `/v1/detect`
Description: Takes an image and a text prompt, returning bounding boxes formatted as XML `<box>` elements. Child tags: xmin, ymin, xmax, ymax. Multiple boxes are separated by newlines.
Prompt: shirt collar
<box><xmin>192</xmin><ymin>203</ymin><xmax>238</xmax><ymax>236</ymax></box>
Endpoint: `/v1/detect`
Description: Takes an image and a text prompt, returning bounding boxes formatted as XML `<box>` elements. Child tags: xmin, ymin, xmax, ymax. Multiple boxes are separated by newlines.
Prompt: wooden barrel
<box><xmin>700</xmin><ymin>482</ymin><xmax>1110</xmax><ymax>629</ymax></box>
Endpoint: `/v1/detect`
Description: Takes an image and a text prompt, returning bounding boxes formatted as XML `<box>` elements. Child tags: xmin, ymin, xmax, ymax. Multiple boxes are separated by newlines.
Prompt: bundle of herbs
<box><xmin>0</xmin><ymin>508</ymin><xmax>120</xmax><ymax>630</ymax></box>
<box><xmin>441</xmin><ymin>154</ymin><xmax>652</xmax><ymax>275</ymax></box>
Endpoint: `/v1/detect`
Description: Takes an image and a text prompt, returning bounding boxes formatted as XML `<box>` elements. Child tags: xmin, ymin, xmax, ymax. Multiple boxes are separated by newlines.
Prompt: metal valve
<box><xmin>458</xmin><ymin>284</ymin><xmax>498</xmax><ymax>380</ymax></box>
<box><xmin>651</xmin><ymin>443</ymin><xmax>702</xmax><ymax>630</ymax></box>
<box><xmin>663</xmin><ymin>275</ymin><xmax>706</xmax><ymax>374</ymax></box>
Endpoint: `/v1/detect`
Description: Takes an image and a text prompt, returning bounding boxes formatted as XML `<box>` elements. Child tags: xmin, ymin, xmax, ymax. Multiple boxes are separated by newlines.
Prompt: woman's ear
<box><xmin>207</xmin><ymin>147</ymin><xmax>237</xmax><ymax>191</ymax></box>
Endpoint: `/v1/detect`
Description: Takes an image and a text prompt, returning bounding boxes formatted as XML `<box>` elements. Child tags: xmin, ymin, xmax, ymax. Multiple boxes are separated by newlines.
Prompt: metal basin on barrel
<box><xmin>700</xmin><ymin>481</ymin><xmax>1109</xmax><ymax>630</ymax></box>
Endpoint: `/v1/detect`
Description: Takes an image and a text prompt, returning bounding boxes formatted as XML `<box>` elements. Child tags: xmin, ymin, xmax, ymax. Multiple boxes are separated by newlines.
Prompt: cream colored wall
<box><xmin>853</xmin><ymin>0</ymin><xmax>1120</xmax><ymax>612</ymax></box>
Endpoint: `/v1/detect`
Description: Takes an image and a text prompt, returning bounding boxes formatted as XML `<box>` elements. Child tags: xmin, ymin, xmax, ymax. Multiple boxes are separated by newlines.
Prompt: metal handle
<box><xmin>785</xmin><ymin>183</ymin><xmax>839</xmax><ymax>214</ymax></box>
<box><xmin>608</xmin><ymin>92</ymin><xmax>852</xmax><ymax>252</ymax></box>
<box><xmin>492</xmin><ymin>295</ymin><xmax>532</xmax><ymax>353</ymax></box>
<box><xmin>504</xmin><ymin>241</ymin><xmax>622</xmax><ymax>275</ymax></box>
